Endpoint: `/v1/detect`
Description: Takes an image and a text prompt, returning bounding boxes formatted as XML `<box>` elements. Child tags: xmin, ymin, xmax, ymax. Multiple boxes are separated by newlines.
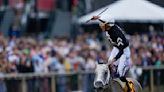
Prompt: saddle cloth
<box><xmin>113</xmin><ymin>78</ymin><xmax>136</xmax><ymax>92</ymax></box>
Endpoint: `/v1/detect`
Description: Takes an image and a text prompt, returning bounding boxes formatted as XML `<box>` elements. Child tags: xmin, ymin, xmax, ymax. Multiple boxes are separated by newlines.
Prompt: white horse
<box><xmin>94</xmin><ymin>64</ymin><xmax>142</xmax><ymax>92</ymax></box>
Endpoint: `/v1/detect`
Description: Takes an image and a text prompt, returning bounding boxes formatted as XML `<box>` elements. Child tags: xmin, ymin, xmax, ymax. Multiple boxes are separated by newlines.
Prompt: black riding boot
<box><xmin>120</xmin><ymin>76</ymin><xmax>131</xmax><ymax>92</ymax></box>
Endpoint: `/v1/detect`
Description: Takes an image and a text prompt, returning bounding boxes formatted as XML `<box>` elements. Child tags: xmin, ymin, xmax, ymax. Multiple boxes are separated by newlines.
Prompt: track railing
<box><xmin>1</xmin><ymin>66</ymin><xmax>164</xmax><ymax>92</ymax></box>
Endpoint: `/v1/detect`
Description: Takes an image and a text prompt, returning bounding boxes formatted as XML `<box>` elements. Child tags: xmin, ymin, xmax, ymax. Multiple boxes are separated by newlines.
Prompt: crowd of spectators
<box><xmin>0</xmin><ymin>31</ymin><xmax>163</xmax><ymax>75</ymax></box>
<box><xmin>130</xmin><ymin>32</ymin><xmax>164</xmax><ymax>67</ymax></box>
<box><xmin>0</xmin><ymin>30</ymin><xmax>163</xmax><ymax>92</ymax></box>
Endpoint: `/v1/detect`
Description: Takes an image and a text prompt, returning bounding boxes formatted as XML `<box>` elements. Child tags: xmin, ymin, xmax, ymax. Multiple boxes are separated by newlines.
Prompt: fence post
<box><xmin>51</xmin><ymin>75</ymin><xmax>56</xmax><ymax>92</ymax></box>
<box><xmin>78</xmin><ymin>72</ymin><xmax>82</xmax><ymax>91</ymax></box>
<box><xmin>150</xmin><ymin>68</ymin><xmax>154</xmax><ymax>92</ymax></box>
<box><xmin>22</xmin><ymin>77</ymin><xmax>27</xmax><ymax>92</ymax></box>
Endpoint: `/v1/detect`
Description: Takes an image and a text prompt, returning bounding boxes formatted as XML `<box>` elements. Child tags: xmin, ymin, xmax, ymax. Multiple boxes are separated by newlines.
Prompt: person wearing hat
<box><xmin>91</xmin><ymin>16</ymin><xmax>132</xmax><ymax>92</ymax></box>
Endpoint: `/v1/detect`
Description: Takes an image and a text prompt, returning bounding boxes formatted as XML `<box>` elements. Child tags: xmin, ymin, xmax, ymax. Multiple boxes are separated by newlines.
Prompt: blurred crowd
<box><xmin>130</xmin><ymin>32</ymin><xmax>164</xmax><ymax>67</ymax></box>
<box><xmin>0</xmin><ymin>31</ymin><xmax>163</xmax><ymax>74</ymax></box>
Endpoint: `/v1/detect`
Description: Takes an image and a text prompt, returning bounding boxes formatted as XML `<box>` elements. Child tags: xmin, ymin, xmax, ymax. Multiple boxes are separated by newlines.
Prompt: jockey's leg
<box><xmin>118</xmin><ymin>54</ymin><xmax>131</xmax><ymax>92</ymax></box>
<box><xmin>120</xmin><ymin>76</ymin><xmax>131</xmax><ymax>92</ymax></box>
<box><xmin>117</xmin><ymin>52</ymin><xmax>131</xmax><ymax>76</ymax></box>
<box><xmin>117</xmin><ymin>47</ymin><xmax>131</xmax><ymax>77</ymax></box>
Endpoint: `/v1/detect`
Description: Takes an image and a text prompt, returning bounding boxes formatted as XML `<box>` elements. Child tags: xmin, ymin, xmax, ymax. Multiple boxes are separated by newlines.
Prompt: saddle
<box><xmin>113</xmin><ymin>78</ymin><xmax>136</xmax><ymax>92</ymax></box>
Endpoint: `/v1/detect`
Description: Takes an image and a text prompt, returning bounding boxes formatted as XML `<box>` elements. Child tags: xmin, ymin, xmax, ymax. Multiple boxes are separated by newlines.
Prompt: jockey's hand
<box><xmin>107</xmin><ymin>59</ymin><xmax>116</xmax><ymax>68</ymax></box>
<box><xmin>91</xmin><ymin>16</ymin><xmax>100</xmax><ymax>20</ymax></box>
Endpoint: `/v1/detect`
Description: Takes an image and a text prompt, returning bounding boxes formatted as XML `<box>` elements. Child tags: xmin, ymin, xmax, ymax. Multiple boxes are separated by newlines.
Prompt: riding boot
<box><xmin>120</xmin><ymin>76</ymin><xmax>131</xmax><ymax>92</ymax></box>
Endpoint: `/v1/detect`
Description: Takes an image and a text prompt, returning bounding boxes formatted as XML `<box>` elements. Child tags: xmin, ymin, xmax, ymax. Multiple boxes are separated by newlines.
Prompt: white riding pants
<box><xmin>108</xmin><ymin>46</ymin><xmax>131</xmax><ymax>77</ymax></box>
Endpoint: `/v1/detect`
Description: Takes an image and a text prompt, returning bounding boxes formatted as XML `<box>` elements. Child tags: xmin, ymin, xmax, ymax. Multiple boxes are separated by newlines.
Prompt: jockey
<box><xmin>91</xmin><ymin>16</ymin><xmax>131</xmax><ymax>92</ymax></box>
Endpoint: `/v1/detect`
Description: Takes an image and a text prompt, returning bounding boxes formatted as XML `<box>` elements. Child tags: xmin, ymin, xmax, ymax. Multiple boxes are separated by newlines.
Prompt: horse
<box><xmin>94</xmin><ymin>63</ymin><xmax>142</xmax><ymax>92</ymax></box>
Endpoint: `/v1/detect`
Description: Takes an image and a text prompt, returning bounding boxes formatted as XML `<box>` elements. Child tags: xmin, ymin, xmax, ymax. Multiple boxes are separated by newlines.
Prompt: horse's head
<box><xmin>94</xmin><ymin>63</ymin><xmax>110</xmax><ymax>89</ymax></box>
